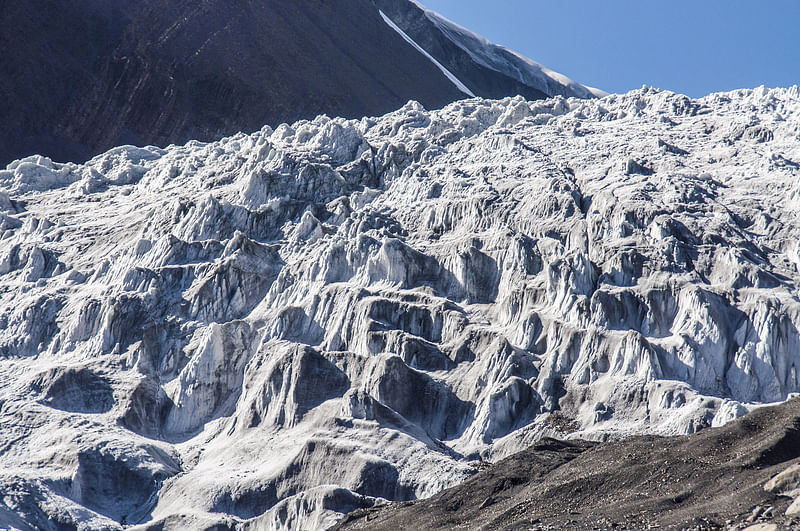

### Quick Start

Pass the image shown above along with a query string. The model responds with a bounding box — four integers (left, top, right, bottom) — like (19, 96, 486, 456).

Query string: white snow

(379, 10, 476, 98)
(1, 86, 799, 529)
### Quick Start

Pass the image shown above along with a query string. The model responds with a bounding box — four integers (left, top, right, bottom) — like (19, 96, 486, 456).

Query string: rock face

(0, 85, 799, 529)
(374, 0, 604, 100)
(335, 397, 800, 530)
(0, 0, 597, 167)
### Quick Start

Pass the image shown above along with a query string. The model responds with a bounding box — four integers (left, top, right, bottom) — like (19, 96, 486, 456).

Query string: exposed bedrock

(1, 86, 800, 528)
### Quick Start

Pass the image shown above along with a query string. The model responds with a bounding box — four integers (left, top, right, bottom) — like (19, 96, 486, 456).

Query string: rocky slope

(0, 0, 596, 167)
(374, 0, 605, 100)
(0, 85, 799, 529)
(335, 397, 800, 530)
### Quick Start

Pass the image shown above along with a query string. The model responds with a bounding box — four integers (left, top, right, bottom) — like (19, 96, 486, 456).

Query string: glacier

(1, 85, 800, 529)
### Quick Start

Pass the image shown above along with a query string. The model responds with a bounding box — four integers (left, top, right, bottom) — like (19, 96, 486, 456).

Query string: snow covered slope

(1, 86, 800, 529)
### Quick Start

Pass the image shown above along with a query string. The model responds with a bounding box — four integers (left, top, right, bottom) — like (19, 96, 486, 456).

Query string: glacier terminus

(1, 86, 800, 529)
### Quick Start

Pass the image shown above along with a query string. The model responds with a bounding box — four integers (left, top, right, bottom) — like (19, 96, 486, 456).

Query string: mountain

(0, 0, 597, 168)
(335, 397, 800, 530)
(1, 85, 799, 529)
(374, 0, 605, 100)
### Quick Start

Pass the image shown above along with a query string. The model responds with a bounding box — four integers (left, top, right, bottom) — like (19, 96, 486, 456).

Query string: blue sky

(421, 1, 800, 97)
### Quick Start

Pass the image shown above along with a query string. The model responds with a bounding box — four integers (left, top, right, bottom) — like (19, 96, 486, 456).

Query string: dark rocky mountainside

(373, 0, 598, 100)
(0, 0, 455, 166)
(0, 0, 593, 167)
(335, 398, 800, 530)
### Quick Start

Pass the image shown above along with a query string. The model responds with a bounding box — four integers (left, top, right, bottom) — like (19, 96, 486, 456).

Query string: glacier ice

(1, 86, 800, 529)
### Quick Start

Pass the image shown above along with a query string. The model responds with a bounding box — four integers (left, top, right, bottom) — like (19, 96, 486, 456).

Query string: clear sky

(421, 1, 800, 98)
